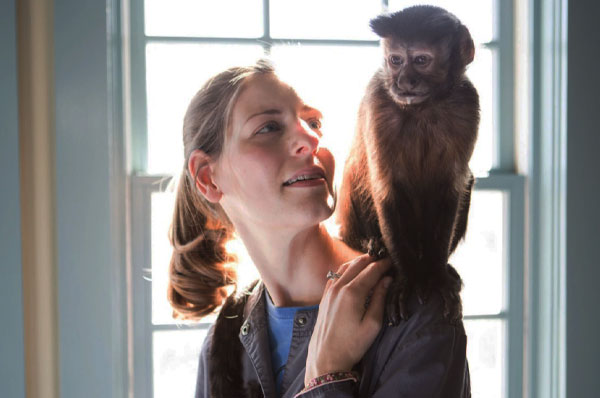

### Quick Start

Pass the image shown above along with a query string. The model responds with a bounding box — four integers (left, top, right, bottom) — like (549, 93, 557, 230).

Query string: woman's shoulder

(362, 290, 468, 376)
(357, 291, 470, 396)
(381, 290, 467, 350)
(195, 280, 263, 397)
(199, 279, 263, 354)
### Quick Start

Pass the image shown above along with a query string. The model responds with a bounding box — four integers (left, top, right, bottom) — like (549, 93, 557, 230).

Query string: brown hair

(168, 59, 275, 320)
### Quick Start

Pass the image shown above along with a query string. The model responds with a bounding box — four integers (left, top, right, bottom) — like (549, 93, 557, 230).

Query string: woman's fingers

(334, 253, 377, 285)
(326, 255, 391, 299)
(346, 257, 391, 293)
(335, 260, 351, 275)
(323, 255, 365, 290)
(306, 255, 393, 382)
(325, 261, 348, 289)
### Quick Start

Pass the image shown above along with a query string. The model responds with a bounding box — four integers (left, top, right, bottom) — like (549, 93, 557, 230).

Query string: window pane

(387, 0, 494, 44)
(464, 319, 506, 398)
(153, 329, 208, 398)
(146, 43, 265, 175)
(271, 45, 381, 187)
(467, 47, 494, 174)
(450, 191, 505, 316)
(151, 190, 176, 325)
(145, 0, 263, 38)
(270, 0, 382, 40)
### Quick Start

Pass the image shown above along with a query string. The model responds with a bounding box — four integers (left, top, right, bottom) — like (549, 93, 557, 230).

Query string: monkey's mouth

(392, 90, 429, 105)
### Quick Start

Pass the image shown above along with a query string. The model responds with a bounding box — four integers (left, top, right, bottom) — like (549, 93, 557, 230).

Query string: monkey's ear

(458, 25, 475, 66)
(370, 14, 395, 38)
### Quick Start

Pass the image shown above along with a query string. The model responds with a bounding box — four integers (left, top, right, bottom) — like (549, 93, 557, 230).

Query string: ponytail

(166, 60, 275, 320)
(167, 171, 237, 319)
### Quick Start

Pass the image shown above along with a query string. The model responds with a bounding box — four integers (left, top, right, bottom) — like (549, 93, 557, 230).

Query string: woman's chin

(284, 201, 334, 229)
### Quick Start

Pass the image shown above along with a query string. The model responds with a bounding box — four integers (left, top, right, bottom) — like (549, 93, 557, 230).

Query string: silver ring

(326, 270, 342, 280)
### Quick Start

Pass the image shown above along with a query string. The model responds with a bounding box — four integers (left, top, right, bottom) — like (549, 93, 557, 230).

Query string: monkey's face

(381, 38, 449, 106)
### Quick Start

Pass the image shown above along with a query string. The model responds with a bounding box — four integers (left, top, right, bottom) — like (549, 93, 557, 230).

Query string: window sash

(126, 0, 522, 396)
(129, 173, 524, 397)
(128, 0, 508, 175)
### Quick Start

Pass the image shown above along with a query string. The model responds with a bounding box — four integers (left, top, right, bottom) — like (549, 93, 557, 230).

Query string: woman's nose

(291, 120, 320, 156)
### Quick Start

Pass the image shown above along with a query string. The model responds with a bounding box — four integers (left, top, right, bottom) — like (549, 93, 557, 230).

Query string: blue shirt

(265, 291, 318, 397)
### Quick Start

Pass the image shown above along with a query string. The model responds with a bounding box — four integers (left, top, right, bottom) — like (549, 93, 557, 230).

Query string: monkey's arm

(337, 157, 379, 253)
(449, 171, 474, 254)
(337, 104, 382, 253)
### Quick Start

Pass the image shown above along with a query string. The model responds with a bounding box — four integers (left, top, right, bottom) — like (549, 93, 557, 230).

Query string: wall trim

(528, 0, 568, 397)
(54, 0, 128, 396)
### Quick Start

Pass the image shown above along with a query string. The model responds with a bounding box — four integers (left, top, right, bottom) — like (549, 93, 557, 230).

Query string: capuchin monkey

(337, 6, 480, 325)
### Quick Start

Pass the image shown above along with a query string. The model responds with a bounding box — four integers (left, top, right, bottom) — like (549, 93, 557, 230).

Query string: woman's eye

(307, 119, 322, 130)
(256, 121, 281, 135)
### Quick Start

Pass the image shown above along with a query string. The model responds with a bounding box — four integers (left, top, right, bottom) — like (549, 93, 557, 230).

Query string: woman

(168, 60, 470, 398)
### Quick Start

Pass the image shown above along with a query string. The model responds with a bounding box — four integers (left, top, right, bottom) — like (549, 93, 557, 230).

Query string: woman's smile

(284, 178, 327, 188)
(282, 165, 327, 187)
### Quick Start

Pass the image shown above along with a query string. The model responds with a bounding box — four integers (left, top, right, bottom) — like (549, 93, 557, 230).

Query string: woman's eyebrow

(301, 105, 323, 119)
(244, 109, 281, 124)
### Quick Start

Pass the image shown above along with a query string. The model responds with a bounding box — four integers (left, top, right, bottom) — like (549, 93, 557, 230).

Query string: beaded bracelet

(294, 371, 360, 397)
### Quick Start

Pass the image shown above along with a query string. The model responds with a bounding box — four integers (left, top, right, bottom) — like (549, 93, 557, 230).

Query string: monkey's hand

(439, 264, 464, 323)
(364, 237, 388, 259)
(385, 272, 411, 326)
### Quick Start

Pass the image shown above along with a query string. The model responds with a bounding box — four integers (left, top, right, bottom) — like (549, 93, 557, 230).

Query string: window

(126, 1, 524, 397)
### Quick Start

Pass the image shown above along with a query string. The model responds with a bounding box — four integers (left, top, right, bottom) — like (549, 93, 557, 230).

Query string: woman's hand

(305, 254, 393, 384)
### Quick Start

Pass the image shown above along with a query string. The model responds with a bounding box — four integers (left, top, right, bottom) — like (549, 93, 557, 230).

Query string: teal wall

(566, 0, 600, 396)
(54, 0, 127, 396)
(0, 0, 26, 397)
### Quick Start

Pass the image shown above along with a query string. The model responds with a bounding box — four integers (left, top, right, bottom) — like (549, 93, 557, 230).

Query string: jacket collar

(239, 281, 278, 398)
(242, 279, 264, 320)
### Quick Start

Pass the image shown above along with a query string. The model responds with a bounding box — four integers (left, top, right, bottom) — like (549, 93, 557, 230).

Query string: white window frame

(125, 1, 525, 396)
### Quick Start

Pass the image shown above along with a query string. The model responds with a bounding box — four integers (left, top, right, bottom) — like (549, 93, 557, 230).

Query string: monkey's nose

(397, 78, 420, 92)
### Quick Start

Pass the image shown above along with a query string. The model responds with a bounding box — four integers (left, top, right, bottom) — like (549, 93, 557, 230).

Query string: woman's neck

(234, 222, 359, 307)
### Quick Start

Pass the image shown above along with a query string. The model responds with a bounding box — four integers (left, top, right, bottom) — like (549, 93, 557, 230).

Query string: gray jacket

(195, 281, 471, 397)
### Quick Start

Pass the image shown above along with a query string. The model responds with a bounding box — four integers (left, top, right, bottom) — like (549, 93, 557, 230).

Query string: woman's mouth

(283, 174, 327, 187)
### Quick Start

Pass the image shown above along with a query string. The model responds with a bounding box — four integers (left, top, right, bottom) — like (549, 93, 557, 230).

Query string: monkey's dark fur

(338, 6, 480, 325)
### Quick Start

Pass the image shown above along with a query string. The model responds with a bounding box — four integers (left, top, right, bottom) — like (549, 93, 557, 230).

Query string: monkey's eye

(413, 55, 430, 66)
(389, 55, 403, 66)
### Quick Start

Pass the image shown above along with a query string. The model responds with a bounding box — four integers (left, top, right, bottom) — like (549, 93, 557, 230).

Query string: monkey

(337, 5, 480, 325)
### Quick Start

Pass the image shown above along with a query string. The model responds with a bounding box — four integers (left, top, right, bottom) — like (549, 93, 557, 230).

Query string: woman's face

(212, 73, 336, 231)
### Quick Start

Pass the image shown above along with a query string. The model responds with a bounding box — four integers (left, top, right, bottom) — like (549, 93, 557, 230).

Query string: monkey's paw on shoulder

(415, 264, 464, 324)
(363, 237, 387, 259)
(385, 275, 410, 326)
(385, 264, 464, 326)
(438, 263, 464, 324)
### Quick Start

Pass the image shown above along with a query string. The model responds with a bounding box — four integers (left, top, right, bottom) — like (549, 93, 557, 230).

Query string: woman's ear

(188, 149, 223, 203)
